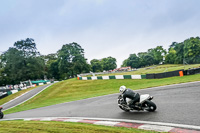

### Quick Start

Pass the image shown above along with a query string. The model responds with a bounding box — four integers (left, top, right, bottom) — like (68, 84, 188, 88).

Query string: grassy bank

(93, 64, 200, 76)
(4, 74, 200, 114)
(0, 121, 159, 133)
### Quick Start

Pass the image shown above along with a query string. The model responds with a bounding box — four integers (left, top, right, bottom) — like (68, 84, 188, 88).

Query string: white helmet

(119, 85, 126, 93)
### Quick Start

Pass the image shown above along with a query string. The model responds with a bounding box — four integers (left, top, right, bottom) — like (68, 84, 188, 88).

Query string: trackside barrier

(131, 75, 142, 79)
(77, 68, 200, 80)
(11, 90, 18, 94)
(183, 67, 200, 75)
(82, 77, 87, 80)
(39, 83, 44, 86)
(97, 76, 103, 79)
(91, 76, 97, 80)
(7, 91, 12, 95)
(115, 75, 124, 79)
(102, 76, 109, 80)
(77, 75, 145, 80)
(0, 80, 54, 100)
(146, 70, 183, 79)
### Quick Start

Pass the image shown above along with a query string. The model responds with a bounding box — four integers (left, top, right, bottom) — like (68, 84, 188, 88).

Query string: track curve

(2, 81, 200, 126)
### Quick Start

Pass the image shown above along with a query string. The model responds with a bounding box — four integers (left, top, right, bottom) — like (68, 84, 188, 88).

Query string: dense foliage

(0, 39, 45, 85)
(0, 39, 117, 85)
(122, 37, 200, 68)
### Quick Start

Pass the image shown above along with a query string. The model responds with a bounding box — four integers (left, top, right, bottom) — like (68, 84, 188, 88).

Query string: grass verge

(0, 121, 159, 133)
(4, 74, 200, 114)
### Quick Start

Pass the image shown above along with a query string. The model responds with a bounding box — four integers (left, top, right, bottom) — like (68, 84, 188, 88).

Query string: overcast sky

(1, 0, 200, 67)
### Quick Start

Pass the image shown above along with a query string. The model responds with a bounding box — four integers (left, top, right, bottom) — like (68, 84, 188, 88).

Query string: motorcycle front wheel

(143, 100, 157, 112)
(118, 95, 130, 112)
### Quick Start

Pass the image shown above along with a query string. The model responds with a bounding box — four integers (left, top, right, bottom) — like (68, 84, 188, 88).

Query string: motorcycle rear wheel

(144, 100, 157, 112)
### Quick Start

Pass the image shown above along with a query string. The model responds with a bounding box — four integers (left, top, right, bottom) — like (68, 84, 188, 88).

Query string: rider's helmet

(119, 85, 126, 93)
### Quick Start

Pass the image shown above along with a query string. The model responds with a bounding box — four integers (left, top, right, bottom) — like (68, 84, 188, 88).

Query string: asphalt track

(2, 81, 200, 127)
(1, 83, 53, 111)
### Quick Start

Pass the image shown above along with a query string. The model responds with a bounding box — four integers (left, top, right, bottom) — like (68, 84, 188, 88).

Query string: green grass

(93, 64, 200, 76)
(0, 121, 159, 133)
(4, 74, 200, 114)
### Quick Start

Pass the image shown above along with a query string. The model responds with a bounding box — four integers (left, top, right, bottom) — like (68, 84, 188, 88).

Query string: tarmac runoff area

(1, 117, 200, 133)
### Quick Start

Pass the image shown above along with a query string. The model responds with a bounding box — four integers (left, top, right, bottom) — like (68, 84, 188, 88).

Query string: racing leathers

(122, 88, 140, 108)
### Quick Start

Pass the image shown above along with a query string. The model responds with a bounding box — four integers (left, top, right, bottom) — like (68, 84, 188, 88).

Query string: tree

(173, 42, 184, 64)
(148, 46, 166, 64)
(143, 54, 155, 66)
(14, 38, 39, 57)
(1, 38, 45, 85)
(101, 56, 117, 71)
(90, 59, 103, 72)
(42, 53, 58, 79)
(1, 48, 23, 84)
(165, 48, 176, 64)
(183, 37, 200, 64)
(122, 54, 140, 68)
(57, 42, 90, 79)
(121, 59, 128, 67)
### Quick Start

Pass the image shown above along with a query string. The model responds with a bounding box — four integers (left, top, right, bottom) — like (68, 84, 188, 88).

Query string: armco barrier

(97, 76, 103, 79)
(109, 76, 116, 79)
(88, 77, 92, 80)
(141, 75, 146, 79)
(123, 75, 131, 79)
(78, 75, 144, 80)
(131, 75, 142, 79)
(115, 75, 124, 79)
(102, 76, 109, 80)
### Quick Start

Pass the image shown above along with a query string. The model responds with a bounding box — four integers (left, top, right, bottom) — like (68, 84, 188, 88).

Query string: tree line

(0, 38, 117, 85)
(0, 36, 200, 86)
(122, 37, 200, 68)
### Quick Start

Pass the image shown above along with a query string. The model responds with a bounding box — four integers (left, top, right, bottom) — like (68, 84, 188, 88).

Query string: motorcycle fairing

(139, 94, 150, 103)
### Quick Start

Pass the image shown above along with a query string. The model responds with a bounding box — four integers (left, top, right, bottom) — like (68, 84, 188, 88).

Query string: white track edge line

(1, 91, 30, 106)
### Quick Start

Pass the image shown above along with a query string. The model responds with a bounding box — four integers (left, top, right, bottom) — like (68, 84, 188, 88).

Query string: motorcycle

(118, 94, 157, 112)
(0, 107, 4, 119)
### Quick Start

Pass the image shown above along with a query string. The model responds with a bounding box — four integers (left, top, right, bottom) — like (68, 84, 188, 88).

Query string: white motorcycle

(118, 94, 157, 112)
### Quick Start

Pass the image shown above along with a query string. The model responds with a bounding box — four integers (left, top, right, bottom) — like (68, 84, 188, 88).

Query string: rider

(119, 85, 140, 108)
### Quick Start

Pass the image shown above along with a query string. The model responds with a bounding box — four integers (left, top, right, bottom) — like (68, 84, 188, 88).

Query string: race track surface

(2, 81, 200, 126)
